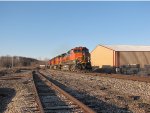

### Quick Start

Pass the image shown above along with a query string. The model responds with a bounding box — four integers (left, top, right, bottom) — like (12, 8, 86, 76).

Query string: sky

(0, 1, 150, 59)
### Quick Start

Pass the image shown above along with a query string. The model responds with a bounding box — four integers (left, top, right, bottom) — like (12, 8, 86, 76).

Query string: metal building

(91, 45, 150, 68)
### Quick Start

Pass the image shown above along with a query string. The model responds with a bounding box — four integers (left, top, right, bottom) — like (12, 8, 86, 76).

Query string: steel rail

(32, 72, 45, 113)
(38, 71, 96, 113)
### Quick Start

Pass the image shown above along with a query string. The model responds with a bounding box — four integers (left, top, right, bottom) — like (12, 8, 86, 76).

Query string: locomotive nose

(82, 53, 90, 62)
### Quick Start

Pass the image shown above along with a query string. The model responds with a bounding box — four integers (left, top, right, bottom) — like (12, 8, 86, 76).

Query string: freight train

(48, 47, 92, 71)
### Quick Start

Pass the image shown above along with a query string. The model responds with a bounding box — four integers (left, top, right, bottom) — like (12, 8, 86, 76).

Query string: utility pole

(45, 60, 47, 70)
(12, 56, 13, 68)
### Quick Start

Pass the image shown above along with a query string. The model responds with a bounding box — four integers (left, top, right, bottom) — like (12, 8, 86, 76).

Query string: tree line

(0, 55, 40, 68)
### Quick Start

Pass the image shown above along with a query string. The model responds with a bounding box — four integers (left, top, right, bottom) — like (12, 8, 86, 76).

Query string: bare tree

(0, 55, 39, 68)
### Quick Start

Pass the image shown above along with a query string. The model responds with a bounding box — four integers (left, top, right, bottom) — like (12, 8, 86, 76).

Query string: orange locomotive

(48, 47, 91, 71)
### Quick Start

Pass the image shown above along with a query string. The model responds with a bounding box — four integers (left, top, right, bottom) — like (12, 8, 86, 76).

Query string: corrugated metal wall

(119, 51, 150, 68)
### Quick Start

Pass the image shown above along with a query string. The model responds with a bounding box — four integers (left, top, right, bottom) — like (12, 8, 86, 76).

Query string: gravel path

(41, 70, 150, 113)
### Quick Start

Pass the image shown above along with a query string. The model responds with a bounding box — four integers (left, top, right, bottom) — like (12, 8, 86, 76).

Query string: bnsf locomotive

(48, 47, 92, 71)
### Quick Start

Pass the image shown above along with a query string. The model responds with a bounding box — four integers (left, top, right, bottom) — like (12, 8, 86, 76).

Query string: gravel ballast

(0, 71, 39, 113)
(42, 70, 150, 113)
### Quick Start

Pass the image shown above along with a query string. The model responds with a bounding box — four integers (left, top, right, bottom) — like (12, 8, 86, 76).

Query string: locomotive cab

(73, 47, 92, 70)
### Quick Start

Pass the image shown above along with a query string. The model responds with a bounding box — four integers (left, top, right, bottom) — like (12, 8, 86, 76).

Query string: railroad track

(32, 71, 96, 113)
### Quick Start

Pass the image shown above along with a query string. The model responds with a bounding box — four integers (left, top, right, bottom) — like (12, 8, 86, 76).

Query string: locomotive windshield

(74, 48, 89, 53)
(74, 49, 81, 53)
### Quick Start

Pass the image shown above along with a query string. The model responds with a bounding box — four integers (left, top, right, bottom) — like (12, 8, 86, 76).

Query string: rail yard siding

(91, 46, 114, 68)
(99, 76, 150, 103)
(119, 51, 150, 68)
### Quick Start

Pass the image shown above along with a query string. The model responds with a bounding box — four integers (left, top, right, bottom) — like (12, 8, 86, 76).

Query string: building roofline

(98, 44, 115, 51)
(95, 44, 150, 52)
(90, 45, 99, 54)
(90, 44, 115, 54)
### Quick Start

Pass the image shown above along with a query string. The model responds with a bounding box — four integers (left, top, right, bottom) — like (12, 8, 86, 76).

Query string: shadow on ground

(0, 88, 16, 113)
(43, 74, 133, 113)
